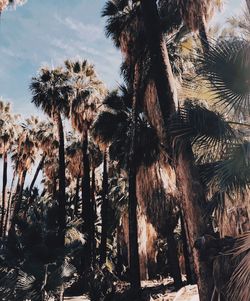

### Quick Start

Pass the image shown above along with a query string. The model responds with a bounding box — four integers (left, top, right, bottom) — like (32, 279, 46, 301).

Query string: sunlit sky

(0, 0, 245, 117)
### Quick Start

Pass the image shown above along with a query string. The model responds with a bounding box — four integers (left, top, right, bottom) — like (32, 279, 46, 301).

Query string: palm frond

(197, 39, 250, 112)
(205, 191, 225, 217)
(170, 101, 236, 158)
(227, 232, 250, 301)
(200, 142, 250, 193)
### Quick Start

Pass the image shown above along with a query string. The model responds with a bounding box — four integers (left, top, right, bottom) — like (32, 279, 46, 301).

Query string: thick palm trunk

(54, 111, 66, 245)
(128, 63, 141, 291)
(141, 2, 214, 300)
(141, 0, 177, 132)
(100, 150, 108, 265)
(0, 149, 8, 237)
(81, 129, 92, 270)
(176, 146, 214, 300)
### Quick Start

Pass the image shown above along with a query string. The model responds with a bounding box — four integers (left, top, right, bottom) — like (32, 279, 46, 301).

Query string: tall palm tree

(10, 117, 38, 220)
(30, 67, 72, 243)
(99, 149, 109, 265)
(102, 1, 183, 289)
(139, 2, 222, 299)
(92, 87, 162, 289)
(0, 101, 16, 237)
(65, 59, 106, 269)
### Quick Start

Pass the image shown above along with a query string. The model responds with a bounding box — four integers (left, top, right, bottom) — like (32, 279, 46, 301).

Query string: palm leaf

(227, 232, 250, 301)
(170, 101, 236, 159)
(197, 39, 250, 112)
(200, 142, 250, 193)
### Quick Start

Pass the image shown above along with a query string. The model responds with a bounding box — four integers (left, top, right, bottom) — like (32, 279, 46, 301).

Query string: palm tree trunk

(176, 146, 214, 300)
(0, 148, 8, 237)
(166, 224, 183, 289)
(128, 62, 141, 291)
(29, 154, 46, 193)
(81, 129, 92, 270)
(3, 170, 16, 237)
(54, 111, 66, 245)
(90, 166, 96, 266)
(141, 2, 214, 300)
(180, 210, 196, 284)
(141, 0, 176, 132)
(198, 17, 209, 52)
(73, 175, 80, 218)
(8, 168, 27, 238)
(15, 168, 27, 215)
(23, 154, 46, 217)
(100, 150, 109, 265)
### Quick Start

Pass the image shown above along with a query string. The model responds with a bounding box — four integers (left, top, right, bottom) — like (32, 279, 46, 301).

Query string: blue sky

(0, 0, 244, 117)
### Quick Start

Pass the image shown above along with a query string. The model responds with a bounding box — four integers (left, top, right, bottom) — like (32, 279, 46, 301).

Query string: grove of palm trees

(0, 1, 249, 301)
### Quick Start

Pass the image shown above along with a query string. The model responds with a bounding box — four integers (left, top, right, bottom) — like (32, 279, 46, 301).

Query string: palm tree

(102, 1, 183, 289)
(9, 117, 38, 224)
(66, 137, 83, 219)
(92, 87, 163, 289)
(0, 0, 26, 13)
(159, 0, 222, 51)
(30, 67, 72, 244)
(0, 101, 16, 237)
(65, 59, 106, 269)
(99, 149, 109, 265)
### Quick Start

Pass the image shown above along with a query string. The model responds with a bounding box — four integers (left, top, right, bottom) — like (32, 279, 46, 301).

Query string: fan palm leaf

(227, 231, 250, 301)
(92, 88, 160, 169)
(197, 39, 250, 112)
(200, 142, 250, 193)
(170, 101, 236, 159)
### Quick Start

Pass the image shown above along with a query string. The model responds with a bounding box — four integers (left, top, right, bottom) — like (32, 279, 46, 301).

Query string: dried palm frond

(227, 231, 250, 301)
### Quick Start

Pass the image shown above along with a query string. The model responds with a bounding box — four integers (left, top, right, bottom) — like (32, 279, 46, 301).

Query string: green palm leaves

(170, 102, 235, 157)
(30, 68, 72, 118)
(92, 87, 160, 169)
(197, 39, 250, 112)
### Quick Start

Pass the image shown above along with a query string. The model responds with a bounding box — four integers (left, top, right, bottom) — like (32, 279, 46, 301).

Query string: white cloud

(55, 14, 103, 43)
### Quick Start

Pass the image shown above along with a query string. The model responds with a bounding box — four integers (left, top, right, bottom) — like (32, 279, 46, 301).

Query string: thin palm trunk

(54, 111, 66, 245)
(0, 147, 8, 237)
(15, 168, 27, 215)
(23, 154, 46, 217)
(180, 210, 196, 284)
(91, 167, 96, 266)
(100, 150, 109, 265)
(8, 168, 27, 238)
(128, 62, 141, 291)
(198, 17, 209, 52)
(166, 224, 183, 289)
(141, 2, 214, 300)
(3, 170, 16, 237)
(81, 129, 92, 270)
(73, 175, 80, 218)
(29, 154, 46, 193)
